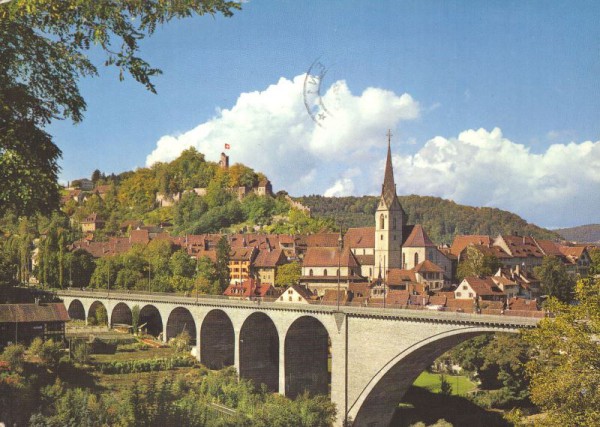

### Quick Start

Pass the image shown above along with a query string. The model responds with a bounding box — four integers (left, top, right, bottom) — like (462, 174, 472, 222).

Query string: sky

(49, 0, 600, 229)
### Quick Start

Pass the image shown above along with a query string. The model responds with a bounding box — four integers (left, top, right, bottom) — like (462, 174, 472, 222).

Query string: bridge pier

(278, 331, 286, 395)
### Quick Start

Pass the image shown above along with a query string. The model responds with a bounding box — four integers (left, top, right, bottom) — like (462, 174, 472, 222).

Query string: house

(276, 285, 314, 304)
(72, 178, 94, 191)
(229, 247, 258, 284)
(223, 278, 278, 299)
(80, 213, 104, 233)
(300, 247, 362, 296)
(0, 302, 69, 348)
(252, 249, 287, 286)
(413, 260, 446, 291)
(455, 276, 506, 303)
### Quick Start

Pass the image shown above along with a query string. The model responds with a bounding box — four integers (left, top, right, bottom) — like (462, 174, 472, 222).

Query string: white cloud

(384, 128, 600, 227)
(146, 74, 420, 196)
(146, 74, 600, 227)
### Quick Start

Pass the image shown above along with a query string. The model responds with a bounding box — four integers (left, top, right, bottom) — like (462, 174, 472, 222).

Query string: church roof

(381, 137, 398, 208)
(403, 224, 436, 247)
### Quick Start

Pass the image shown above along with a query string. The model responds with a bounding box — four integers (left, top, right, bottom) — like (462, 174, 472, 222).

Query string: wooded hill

(295, 195, 560, 245)
(555, 224, 600, 244)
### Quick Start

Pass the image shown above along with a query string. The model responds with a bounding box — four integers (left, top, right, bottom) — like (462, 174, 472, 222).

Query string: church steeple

(381, 129, 397, 208)
(374, 129, 406, 276)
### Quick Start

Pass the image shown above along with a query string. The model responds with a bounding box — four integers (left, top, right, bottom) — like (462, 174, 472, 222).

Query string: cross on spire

(386, 129, 393, 146)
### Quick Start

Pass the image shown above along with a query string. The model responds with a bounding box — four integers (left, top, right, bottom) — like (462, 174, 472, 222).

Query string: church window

(414, 253, 419, 266)
(393, 235, 396, 241)
(324, 269, 328, 276)
(380, 234, 383, 241)
(393, 217, 397, 230)
(380, 214, 385, 229)
(309, 269, 313, 276)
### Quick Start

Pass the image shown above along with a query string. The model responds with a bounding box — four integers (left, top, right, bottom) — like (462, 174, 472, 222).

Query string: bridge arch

(285, 315, 330, 398)
(88, 301, 108, 326)
(348, 327, 501, 427)
(201, 309, 234, 369)
(139, 304, 163, 338)
(67, 299, 86, 321)
(111, 302, 133, 327)
(166, 307, 197, 345)
(239, 312, 279, 392)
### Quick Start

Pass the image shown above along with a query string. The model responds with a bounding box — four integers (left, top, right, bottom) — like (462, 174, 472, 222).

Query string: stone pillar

(234, 327, 241, 376)
(162, 317, 168, 343)
(330, 313, 348, 427)
(278, 330, 286, 395)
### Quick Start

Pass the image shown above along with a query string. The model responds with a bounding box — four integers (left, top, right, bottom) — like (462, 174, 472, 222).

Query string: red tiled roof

(344, 227, 375, 248)
(253, 249, 286, 268)
(223, 279, 273, 298)
(508, 297, 539, 311)
(463, 276, 505, 296)
(499, 235, 545, 258)
(229, 247, 256, 262)
(303, 247, 359, 268)
(130, 229, 150, 244)
(305, 233, 341, 248)
(288, 284, 314, 300)
(450, 235, 492, 255)
(355, 254, 375, 266)
(446, 299, 476, 313)
(0, 303, 70, 323)
(322, 289, 348, 304)
(386, 268, 417, 284)
(428, 295, 447, 306)
(403, 224, 436, 247)
(414, 259, 444, 273)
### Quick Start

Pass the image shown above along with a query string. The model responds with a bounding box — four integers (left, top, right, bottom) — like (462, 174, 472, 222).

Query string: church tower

(374, 130, 406, 277)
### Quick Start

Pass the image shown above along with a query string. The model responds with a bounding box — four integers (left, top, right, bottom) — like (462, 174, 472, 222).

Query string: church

(300, 133, 452, 296)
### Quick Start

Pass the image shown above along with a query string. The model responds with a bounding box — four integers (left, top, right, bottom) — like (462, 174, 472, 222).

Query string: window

(380, 234, 383, 240)
(336, 269, 340, 277)
(369, 268, 372, 277)
(380, 214, 385, 229)
(393, 217, 397, 230)
(402, 253, 406, 268)
(288, 289, 293, 294)
(457, 292, 462, 297)
(298, 296, 302, 301)
(288, 296, 292, 302)
(468, 292, 473, 298)
(414, 253, 419, 266)
(309, 269, 313, 276)
(462, 285, 467, 290)
(324, 269, 328, 276)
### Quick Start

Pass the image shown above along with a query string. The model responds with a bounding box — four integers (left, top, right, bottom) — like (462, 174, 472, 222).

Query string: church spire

(381, 129, 397, 207)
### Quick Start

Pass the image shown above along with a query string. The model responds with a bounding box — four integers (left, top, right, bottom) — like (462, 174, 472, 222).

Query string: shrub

(95, 356, 195, 374)
(1, 343, 25, 371)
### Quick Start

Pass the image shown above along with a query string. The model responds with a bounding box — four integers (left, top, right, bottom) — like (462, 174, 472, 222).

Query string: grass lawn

(413, 371, 477, 396)
(92, 346, 177, 363)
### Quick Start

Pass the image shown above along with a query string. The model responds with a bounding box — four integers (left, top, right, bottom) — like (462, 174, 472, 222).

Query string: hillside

(555, 224, 600, 244)
(295, 195, 560, 245)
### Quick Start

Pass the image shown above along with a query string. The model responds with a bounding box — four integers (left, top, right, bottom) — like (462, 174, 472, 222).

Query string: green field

(413, 371, 477, 396)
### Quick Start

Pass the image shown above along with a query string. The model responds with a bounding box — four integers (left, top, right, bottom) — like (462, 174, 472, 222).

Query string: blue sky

(50, 1, 600, 229)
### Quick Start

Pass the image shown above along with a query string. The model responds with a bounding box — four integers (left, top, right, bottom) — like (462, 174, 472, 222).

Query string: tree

(457, 245, 502, 281)
(275, 261, 301, 287)
(0, 0, 240, 217)
(131, 305, 140, 334)
(439, 374, 452, 396)
(169, 250, 196, 278)
(524, 278, 600, 426)
(534, 256, 575, 303)
(589, 247, 600, 276)
(1, 343, 25, 372)
(215, 236, 230, 292)
(91, 169, 102, 183)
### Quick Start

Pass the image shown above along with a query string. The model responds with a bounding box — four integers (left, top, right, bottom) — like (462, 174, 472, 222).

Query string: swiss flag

(224, 143, 231, 149)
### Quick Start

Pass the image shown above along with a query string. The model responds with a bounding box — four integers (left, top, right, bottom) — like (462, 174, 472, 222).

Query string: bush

(95, 356, 195, 374)
(2, 343, 25, 371)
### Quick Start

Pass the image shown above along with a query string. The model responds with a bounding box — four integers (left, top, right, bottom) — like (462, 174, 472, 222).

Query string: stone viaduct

(57, 290, 539, 427)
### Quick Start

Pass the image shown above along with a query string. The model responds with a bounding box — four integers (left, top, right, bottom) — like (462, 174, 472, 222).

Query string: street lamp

(148, 262, 151, 293)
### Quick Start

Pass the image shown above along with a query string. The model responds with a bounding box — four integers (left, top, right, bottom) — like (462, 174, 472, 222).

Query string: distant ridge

(555, 224, 600, 244)
(295, 194, 559, 245)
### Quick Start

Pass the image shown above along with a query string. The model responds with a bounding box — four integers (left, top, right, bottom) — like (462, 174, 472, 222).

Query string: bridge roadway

(57, 289, 540, 427)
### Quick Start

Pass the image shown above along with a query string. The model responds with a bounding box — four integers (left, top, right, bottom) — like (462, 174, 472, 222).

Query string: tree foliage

(0, 0, 240, 217)
(523, 278, 600, 426)
(534, 255, 575, 303)
(275, 261, 301, 288)
(296, 195, 560, 244)
(456, 246, 502, 281)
